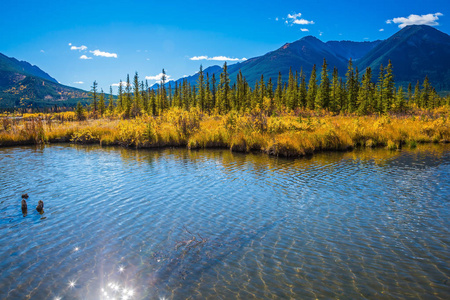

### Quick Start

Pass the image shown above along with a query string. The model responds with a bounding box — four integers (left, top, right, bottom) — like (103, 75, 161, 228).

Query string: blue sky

(1, 0, 448, 92)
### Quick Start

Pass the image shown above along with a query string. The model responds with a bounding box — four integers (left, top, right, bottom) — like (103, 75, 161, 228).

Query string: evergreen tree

(90, 80, 98, 115)
(108, 86, 114, 113)
(99, 88, 106, 116)
(267, 78, 274, 100)
(346, 59, 358, 112)
(76, 102, 84, 120)
(298, 69, 307, 109)
(205, 73, 212, 112)
(375, 64, 384, 113)
(306, 65, 317, 110)
(315, 59, 330, 110)
(197, 65, 205, 111)
(382, 60, 395, 112)
(330, 67, 339, 112)
(117, 80, 124, 112)
(217, 62, 230, 113)
(132, 72, 141, 116)
(275, 72, 283, 111)
(407, 83, 412, 105)
(125, 74, 132, 118)
(286, 68, 297, 110)
(420, 76, 431, 108)
(357, 68, 374, 114)
(394, 86, 405, 112)
(211, 73, 217, 110)
(414, 80, 421, 107)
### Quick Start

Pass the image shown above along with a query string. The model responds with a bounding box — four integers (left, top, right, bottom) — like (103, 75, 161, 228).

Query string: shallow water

(0, 144, 449, 299)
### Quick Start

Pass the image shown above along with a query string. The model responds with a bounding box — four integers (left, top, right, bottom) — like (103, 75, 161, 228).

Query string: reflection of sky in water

(0, 144, 449, 299)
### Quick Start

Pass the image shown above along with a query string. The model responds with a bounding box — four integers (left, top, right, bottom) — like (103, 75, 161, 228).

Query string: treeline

(86, 59, 449, 119)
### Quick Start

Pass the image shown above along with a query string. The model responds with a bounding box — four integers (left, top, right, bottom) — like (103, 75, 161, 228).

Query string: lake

(0, 144, 449, 299)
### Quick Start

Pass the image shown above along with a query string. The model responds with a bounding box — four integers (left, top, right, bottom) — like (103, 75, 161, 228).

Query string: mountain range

(0, 53, 88, 109)
(162, 25, 450, 92)
(1, 24, 449, 109)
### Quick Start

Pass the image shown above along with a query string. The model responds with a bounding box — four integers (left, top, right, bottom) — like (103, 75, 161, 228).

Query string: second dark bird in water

(36, 200, 44, 213)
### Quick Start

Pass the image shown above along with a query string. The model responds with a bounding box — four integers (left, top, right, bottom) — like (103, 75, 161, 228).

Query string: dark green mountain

(0, 53, 89, 109)
(168, 25, 449, 92)
(356, 25, 450, 90)
(325, 40, 381, 61)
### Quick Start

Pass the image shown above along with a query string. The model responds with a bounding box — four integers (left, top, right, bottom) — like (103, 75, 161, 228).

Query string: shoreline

(1, 108, 449, 158)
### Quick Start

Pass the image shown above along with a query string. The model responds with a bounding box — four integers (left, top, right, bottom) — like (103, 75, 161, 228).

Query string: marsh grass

(1, 107, 449, 157)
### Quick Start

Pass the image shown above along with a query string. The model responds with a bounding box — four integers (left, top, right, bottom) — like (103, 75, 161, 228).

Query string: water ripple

(0, 144, 449, 299)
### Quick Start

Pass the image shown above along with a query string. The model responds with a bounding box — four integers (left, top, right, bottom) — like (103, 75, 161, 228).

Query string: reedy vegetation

(1, 106, 449, 157)
(1, 60, 449, 157)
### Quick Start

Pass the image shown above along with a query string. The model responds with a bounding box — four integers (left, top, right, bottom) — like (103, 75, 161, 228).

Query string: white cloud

(73, 81, 84, 84)
(145, 73, 172, 82)
(286, 12, 314, 26)
(90, 49, 118, 58)
(287, 13, 302, 19)
(68, 43, 72, 46)
(80, 55, 92, 60)
(275, 17, 279, 21)
(71, 45, 87, 51)
(111, 82, 131, 87)
(319, 32, 323, 36)
(379, 28, 385, 32)
(189, 55, 247, 61)
(293, 19, 315, 25)
(300, 28, 309, 32)
(40, 50, 45, 53)
(190, 55, 209, 60)
(387, 13, 443, 28)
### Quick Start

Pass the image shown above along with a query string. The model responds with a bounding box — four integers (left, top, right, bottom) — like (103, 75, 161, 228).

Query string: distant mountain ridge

(0, 53, 88, 109)
(163, 25, 449, 92)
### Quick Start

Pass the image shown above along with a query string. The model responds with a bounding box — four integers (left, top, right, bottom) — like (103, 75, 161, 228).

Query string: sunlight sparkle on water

(68, 280, 76, 288)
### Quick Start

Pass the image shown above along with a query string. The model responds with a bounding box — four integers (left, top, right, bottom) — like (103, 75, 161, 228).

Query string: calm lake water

(0, 144, 449, 299)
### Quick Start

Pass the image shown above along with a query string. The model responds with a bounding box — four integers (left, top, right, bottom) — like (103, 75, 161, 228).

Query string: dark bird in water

(22, 193, 29, 199)
(21, 199, 27, 212)
(36, 200, 44, 213)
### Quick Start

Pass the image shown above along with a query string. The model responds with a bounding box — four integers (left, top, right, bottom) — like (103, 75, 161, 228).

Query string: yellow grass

(1, 107, 449, 157)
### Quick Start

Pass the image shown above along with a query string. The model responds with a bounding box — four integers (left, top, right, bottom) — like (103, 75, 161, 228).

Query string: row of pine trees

(87, 59, 448, 118)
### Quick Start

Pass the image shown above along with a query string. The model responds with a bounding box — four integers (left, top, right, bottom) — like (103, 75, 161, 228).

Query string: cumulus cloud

(386, 13, 443, 28)
(68, 43, 72, 46)
(111, 82, 131, 87)
(71, 45, 87, 51)
(189, 56, 247, 61)
(73, 81, 84, 84)
(90, 49, 118, 58)
(287, 13, 302, 19)
(145, 73, 172, 82)
(80, 55, 92, 60)
(286, 12, 314, 26)
(300, 28, 309, 32)
(379, 28, 385, 32)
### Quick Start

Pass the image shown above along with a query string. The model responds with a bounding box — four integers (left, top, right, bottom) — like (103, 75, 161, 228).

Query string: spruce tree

(275, 72, 283, 111)
(382, 60, 394, 112)
(217, 62, 230, 113)
(315, 59, 330, 110)
(306, 65, 317, 110)
(197, 65, 205, 111)
(99, 89, 106, 116)
(108, 86, 114, 113)
(90, 80, 98, 115)
(346, 59, 357, 112)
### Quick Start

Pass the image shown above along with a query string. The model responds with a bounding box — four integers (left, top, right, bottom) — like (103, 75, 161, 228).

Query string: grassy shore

(1, 107, 449, 157)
